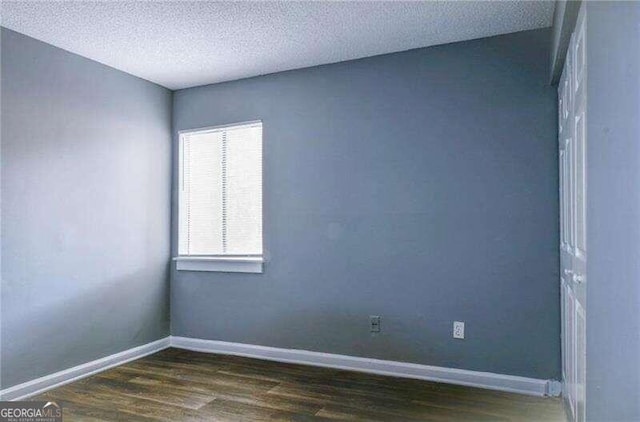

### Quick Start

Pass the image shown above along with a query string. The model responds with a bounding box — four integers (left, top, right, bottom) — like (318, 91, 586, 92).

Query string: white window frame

(174, 120, 264, 273)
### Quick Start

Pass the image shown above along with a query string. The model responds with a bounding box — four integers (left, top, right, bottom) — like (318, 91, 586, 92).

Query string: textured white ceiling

(1, 1, 554, 90)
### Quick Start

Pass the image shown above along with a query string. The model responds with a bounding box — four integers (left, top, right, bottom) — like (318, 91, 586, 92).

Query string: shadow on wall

(0, 264, 170, 389)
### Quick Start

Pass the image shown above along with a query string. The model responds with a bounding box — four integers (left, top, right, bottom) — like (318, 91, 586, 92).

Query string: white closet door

(559, 4, 587, 421)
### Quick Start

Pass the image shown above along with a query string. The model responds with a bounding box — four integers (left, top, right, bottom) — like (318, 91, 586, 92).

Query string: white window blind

(178, 122, 262, 258)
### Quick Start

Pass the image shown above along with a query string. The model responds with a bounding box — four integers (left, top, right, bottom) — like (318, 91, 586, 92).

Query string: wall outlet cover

(369, 315, 381, 333)
(453, 321, 465, 339)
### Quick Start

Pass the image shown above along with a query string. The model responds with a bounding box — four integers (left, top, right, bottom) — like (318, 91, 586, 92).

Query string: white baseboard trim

(171, 336, 560, 397)
(0, 337, 171, 401)
(0, 336, 560, 401)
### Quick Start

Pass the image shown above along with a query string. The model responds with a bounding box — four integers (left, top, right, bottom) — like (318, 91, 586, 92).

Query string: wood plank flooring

(33, 348, 565, 421)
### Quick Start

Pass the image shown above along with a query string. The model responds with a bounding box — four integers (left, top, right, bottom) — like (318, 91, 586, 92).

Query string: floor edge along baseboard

(170, 336, 560, 397)
(0, 337, 171, 401)
(0, 335, 560, 400)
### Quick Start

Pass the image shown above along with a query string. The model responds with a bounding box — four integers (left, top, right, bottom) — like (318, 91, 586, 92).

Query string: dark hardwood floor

(33, 348, 565, 421)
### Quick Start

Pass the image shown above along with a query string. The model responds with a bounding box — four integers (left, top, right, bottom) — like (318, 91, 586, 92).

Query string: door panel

(566, 136, 575, 250)
(559, 148, 566, 249)
(573, 17, 586, 96)
(576, 302, 586, 422)
(574, 110, 586, 260)
(565, 284, 576, 419)
(560, 277, 567, 380)
(572, 6, 588, 308)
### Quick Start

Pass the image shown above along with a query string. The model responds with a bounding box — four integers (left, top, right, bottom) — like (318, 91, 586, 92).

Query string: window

(176, 121, 263, 272)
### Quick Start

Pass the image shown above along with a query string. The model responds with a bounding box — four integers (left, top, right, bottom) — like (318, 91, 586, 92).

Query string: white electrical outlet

(453, 321, 465, 339)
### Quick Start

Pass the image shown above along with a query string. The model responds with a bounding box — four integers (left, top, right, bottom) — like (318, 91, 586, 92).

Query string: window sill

(173, 256, 263, 273)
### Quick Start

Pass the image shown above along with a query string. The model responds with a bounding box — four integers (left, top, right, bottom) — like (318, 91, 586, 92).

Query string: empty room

(1, 1, 639, 421)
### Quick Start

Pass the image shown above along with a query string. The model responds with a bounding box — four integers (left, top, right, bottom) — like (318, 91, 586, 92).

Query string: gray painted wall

(584, 3, 640, 420)
(0, 28, 172, 388)
(172, 28, 560, 380)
